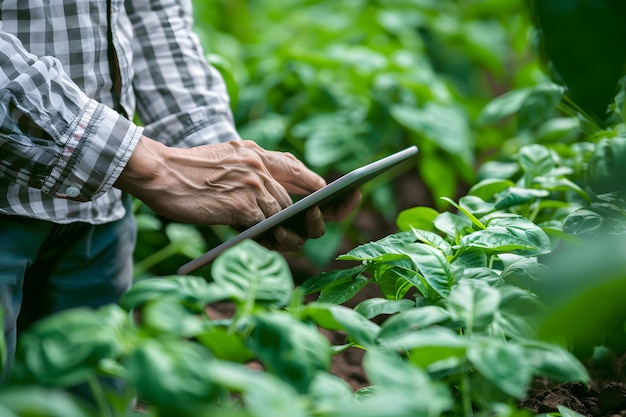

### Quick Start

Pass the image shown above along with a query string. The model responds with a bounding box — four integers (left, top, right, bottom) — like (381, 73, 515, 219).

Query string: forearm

(0, 30, 142, 201)
(126, 0, 238, 148)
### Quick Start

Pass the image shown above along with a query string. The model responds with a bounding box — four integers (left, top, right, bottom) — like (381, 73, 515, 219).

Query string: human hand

(115, 137, 351, 251)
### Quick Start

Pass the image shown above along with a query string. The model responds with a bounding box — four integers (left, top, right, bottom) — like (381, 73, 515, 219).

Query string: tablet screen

(177, 145, 418, 275)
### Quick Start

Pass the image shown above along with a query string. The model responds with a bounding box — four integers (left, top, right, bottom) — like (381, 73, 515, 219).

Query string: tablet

(177, 145, 418, 275)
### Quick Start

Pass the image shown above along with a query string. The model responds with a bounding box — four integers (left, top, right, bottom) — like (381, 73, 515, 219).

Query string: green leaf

(458, 195, 496, 218)
(521, 340, 589, 384)
(494, 187, 550, 210)
(14, 306, 128, 387)
(519, 144, 555, 181)
(410, 228, 453, 255)
(378, 306, 450, 342)
(165, 223, 207, 259)
(212, 240, 293, 307)
(197, 326, 254, 363)
(404, 243, 455, 298)
(447, 280, 501, 331)
(396, 206, 439, 232)
(434, 211, 473, 240)
(535, 117, 580, 143)
(354, 298, 415, 320)
(308, 372, 355, 414)
(468, 178, 515, 201)
(419, 153, 460, 209)
(477, 87, 533, 125)
(0, 387, 95, 417)
(461, 215, 552, 255)
(396, 327, 468, 370)
(141, 299, 207, 338)
(299, 265, 367, 295)
(441, 196, 485, 230)
(501, 257, 550, 291)
(120, 276, 230, 310)
(532, 176, 590, 203)
(373, 261, 423, 300)
(477, 83, 564, 126)
(467, 340, 533, 399)
(318, 274, 369, 305)
(239, 113, 288, 149)
(301, 303, 380, 347)
(126, 338, 216, 414)
(477, 161, 520, 181)
(363, 348, 452, 409)
(246, 312, 331, 393)
(391, 103, 473, 165)
(452, 249, 489, 270)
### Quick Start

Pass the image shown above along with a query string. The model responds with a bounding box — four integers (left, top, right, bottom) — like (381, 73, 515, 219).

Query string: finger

(305, 206, 325, 239)
(322, 189, 362, 221)
(273, 226, 305, 252)
(262, 151, 326, 194)
(260, 173, 293, 210)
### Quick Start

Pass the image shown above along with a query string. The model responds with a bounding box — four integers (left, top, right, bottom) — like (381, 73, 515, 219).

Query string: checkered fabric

(0, 0, 238, 224)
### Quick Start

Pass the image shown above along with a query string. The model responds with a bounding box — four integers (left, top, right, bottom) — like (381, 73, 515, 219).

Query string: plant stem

(461, 370, 473, 417)
(133, 244, 178, 277)
(88, 373, 112, 417)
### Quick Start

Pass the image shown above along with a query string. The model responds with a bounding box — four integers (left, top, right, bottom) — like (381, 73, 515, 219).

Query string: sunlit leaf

(447, 280, 501, 330)
(212, 240, 293, 307)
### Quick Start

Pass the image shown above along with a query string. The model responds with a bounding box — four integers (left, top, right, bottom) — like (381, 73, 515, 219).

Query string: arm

(121, 0, 360, 247)
(125, 0, 237, 147)
(0, 30, 141, 202)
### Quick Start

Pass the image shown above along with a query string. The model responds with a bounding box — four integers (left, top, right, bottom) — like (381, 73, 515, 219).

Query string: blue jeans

(0, 195, 136, 379)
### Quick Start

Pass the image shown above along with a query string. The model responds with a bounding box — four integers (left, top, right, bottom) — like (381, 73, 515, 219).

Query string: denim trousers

(0, 195, 136, 379)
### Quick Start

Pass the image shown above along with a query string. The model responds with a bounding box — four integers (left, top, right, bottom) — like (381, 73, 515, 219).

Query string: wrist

(114, 135, 166, 193)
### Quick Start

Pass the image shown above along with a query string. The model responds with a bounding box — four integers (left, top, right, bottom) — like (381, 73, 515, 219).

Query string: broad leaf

(521, 340, 589, 384)
(518, 144, 555, 182)
(120, 276, 231, 311)
(301, 303, 380, 347)
(165, 223, 207, 259)
(434, 212, 473, 240)
(378, 306, 450, 342)
(246, 313, 331, 393)
(467, 339, 532, 399)
(494, 187, 550, 210)
(354, 298, 415, 320)
(126, 339, 216, 413)
(461, 215, 552, 255)
(404, 243, 455, 298)
(447, 280, 501, 331)
(300, 265, 367, 295)
(396, 206, 439, 232)
(391, 103, 473, 166)
(318, 275, 369, 305)
(212, 240, 293, 307)
(468, 178, 515, 201)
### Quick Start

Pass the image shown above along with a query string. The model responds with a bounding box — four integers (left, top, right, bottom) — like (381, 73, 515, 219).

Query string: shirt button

(66, 186, 80, 198)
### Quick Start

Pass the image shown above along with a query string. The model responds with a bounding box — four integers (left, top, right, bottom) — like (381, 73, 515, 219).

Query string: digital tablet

(177, 145, 418, 275)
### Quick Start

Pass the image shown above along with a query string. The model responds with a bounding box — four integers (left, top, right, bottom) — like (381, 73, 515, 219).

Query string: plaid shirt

(0, 0, 239, 224)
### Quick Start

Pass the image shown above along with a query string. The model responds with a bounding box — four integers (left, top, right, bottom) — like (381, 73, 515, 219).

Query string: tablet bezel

(177, 145, 418, 275)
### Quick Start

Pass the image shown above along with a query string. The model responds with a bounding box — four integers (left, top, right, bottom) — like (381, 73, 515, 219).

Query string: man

(0, 0, 358, 376)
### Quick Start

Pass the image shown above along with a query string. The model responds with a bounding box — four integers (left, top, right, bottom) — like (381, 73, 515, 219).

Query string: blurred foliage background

(134, 0, 624, 279)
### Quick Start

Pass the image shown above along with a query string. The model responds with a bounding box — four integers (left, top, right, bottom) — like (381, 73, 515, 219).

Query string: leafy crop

(3, 1, 626, 416)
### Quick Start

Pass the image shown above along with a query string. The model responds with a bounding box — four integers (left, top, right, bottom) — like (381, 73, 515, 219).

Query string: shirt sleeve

(0, 29, 143, 202)
(125, 0, 241, 148)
